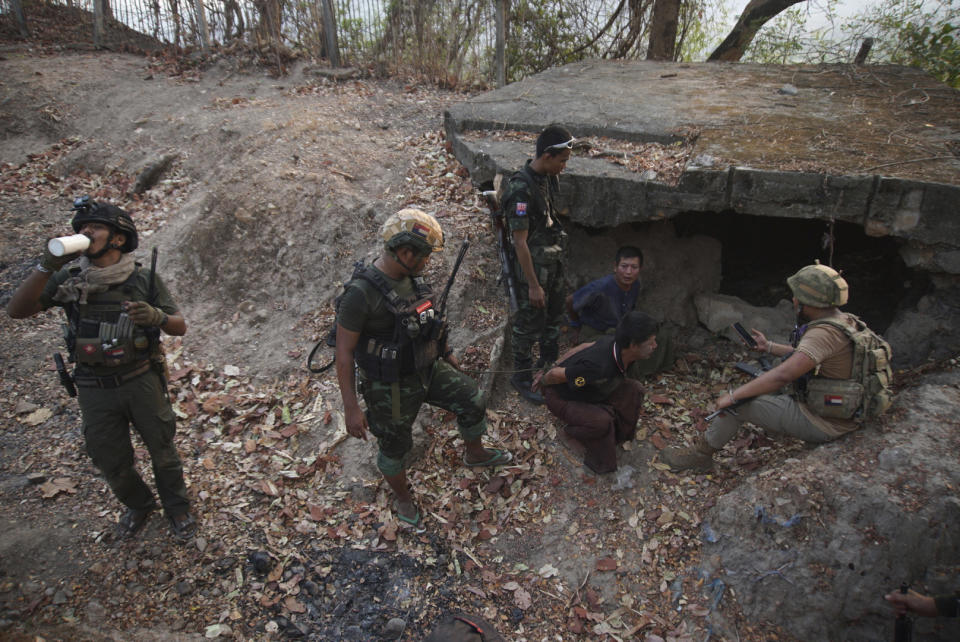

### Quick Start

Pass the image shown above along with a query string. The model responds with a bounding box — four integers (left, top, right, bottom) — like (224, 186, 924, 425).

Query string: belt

(74, 361, 152, 389)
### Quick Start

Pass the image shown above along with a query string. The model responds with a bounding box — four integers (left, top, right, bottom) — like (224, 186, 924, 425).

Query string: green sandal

(393, 501, 426, 534)
(463, 448, 513, 468)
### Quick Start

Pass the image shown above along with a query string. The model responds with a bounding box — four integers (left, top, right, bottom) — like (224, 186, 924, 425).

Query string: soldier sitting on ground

(661, 262, 893, 473)
(566, 245, 674, 378)
(534, 312, 659, 474)
(6, 199, 196, 541)
(334, 209, 512, 533)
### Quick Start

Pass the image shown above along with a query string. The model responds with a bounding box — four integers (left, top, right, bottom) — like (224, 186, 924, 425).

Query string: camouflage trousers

(360, 359, 487, 476)
(512, 258, 565, 369)
(79, 369, 190, 515)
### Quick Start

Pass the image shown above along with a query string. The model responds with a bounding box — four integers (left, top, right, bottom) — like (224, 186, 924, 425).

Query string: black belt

(74, 361, 152, 389)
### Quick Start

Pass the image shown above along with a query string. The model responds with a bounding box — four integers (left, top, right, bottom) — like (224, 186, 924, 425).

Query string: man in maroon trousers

(534, 312, 659, 473)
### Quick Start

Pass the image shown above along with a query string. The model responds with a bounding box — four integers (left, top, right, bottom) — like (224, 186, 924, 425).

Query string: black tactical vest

(351, 266, 443, 382)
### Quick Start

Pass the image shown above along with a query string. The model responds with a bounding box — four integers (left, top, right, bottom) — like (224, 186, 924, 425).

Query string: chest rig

(352, 265, 443, 382)
(63, 267, 157, 370)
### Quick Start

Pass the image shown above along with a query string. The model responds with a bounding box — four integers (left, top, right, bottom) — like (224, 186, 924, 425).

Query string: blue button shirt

(570, 274, 640, 332)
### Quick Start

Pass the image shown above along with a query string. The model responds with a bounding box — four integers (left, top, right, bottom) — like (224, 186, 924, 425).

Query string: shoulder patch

(574, 376, 586, 387)
(515, 202, 527, 216)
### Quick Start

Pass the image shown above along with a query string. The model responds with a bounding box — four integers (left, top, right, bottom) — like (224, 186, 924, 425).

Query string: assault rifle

(482, 184, 519, 313)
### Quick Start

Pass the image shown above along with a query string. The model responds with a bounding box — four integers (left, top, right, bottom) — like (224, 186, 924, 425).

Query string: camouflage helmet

(787, 261, 849, 307)
(380, 208, 444, 255)
(70, 198, 139, 253)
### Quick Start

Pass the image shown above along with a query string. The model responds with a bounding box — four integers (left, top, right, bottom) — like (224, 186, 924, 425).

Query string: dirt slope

(1, 45, 957, 642)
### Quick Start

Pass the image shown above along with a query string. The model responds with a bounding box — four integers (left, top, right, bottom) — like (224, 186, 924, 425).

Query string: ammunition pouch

(348, 265, 443, 383)
(798, 377, 864, 420)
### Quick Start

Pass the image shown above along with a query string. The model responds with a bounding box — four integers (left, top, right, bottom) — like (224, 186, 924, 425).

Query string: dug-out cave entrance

(670, 212, 926, 334)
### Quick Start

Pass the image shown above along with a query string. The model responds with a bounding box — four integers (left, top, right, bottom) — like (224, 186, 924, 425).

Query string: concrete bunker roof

(445, 61, 960, 258)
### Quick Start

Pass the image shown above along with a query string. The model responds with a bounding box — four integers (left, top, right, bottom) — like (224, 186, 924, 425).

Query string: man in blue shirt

(566, 246, 673, 378)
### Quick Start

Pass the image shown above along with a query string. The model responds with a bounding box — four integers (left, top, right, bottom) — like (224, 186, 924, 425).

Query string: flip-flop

(463, 448, 513, 468)
(393, 501, 426, 534)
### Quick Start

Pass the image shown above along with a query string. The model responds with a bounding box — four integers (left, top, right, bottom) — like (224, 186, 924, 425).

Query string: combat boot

(661, 437, 718, 472)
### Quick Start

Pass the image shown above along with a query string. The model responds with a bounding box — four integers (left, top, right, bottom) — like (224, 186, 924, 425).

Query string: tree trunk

(10, 0, 29, 38)
(193, 0, 210, 50)
(321, 0, 339, 66)
(494, 0, 506, 87)
(93, 0, 105, 47)
(707, 0, 805, 62)
(646, 0, 680, 61)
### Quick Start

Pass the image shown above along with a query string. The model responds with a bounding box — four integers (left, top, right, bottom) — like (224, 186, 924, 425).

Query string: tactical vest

(794, 314, 893, 421)
(500, 164, 567, 259)
(63, 267, 157, 370)
(350, 265, 443, 383)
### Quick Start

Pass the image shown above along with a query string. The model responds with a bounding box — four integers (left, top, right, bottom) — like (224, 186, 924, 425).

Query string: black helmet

(70, 197, 139, 253)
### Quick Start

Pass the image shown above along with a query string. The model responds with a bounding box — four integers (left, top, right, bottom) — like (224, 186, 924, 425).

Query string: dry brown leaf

(514, 588, 532, 610)
(596, 558, 618, 572)
(23, 408, 53, 426)
(283, 596, 306, 613)
(38, 477, 77, 498)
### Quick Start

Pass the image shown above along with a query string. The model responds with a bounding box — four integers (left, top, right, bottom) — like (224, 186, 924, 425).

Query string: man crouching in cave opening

(334, 209, 513, 533)
(661, 261, 893, 473)
(6, 199, 196, 542)
(534, 312, 659, 474)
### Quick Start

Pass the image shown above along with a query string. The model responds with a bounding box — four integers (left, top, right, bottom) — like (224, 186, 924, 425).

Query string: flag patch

(412, 222, 430, 238)
(516, 202, 527, 216)
(824, 395, 844, 406)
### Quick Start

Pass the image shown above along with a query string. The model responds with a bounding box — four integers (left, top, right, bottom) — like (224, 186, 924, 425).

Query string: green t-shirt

(336, 266, 415, 339)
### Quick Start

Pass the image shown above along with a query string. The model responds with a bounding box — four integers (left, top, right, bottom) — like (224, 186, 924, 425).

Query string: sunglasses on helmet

(545, 137, 576, 152)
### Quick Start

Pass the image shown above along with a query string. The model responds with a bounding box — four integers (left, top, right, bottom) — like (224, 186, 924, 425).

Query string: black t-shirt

(551, 335, 625, 402)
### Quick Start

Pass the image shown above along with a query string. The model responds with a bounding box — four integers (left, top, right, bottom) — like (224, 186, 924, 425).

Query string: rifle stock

(482, 190, 519, 312)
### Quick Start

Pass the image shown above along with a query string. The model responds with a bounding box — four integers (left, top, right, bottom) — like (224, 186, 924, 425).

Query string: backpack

(803, 315, 893, 421)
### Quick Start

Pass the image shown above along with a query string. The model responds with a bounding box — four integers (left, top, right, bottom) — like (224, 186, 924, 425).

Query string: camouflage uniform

(502, 161, 567, 369)
(337, 265, 487, 476)
(39, 266, 190, 517)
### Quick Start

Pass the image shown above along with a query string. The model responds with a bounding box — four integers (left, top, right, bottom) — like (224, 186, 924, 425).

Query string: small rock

(195, 536, 208, 553)
(14, 400, 39, 414)
(175, 581, 194, 596)
(384, 617, 406, 639)
(157, 571, 173, 584)
(140, 559, 155, 570)
(85, 600, 106, 625)
(25, 472, 47, 484)
(126, 560, 139, 571)
(640, 169, 657, 181)
(249, 551, 272, 574)
(778, 83, 798, 95)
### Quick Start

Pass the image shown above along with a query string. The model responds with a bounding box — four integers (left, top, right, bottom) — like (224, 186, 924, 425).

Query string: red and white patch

(824, 395, 844, 406)
(82, 344, 97, 355)
(516, 202, 527, 216)
(416, 301, 433, 314)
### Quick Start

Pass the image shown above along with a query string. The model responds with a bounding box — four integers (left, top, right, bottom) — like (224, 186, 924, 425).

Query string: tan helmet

(787, 261, 849, 307)
(380, 208, 444, 254)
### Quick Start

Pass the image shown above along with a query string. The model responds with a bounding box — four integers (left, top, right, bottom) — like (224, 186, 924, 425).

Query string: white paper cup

(48, 234, 91, 256)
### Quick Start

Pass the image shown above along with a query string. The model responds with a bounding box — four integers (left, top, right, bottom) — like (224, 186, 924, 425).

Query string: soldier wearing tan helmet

(662, 261, 892, 473)
(334, 208, 512, 532)
(6, 197, 196, 541)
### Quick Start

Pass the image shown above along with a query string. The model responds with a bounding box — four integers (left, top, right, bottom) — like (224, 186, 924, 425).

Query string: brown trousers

(545, 379, 644, 473)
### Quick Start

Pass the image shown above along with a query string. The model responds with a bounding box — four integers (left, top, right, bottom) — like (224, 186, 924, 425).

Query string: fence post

(93, 0, 105, 48)
(321, 0, 340, 67)
(11, 0, 30, 38)
(194, 0, 211, 50)
(494, 0, 506, 87)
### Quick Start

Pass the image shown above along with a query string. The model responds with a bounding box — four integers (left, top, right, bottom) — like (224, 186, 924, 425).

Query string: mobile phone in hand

(732, 322, 758, 349)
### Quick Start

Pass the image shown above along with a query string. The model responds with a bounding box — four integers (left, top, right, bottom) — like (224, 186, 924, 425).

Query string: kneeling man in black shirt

(534, 312, 658, 473)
